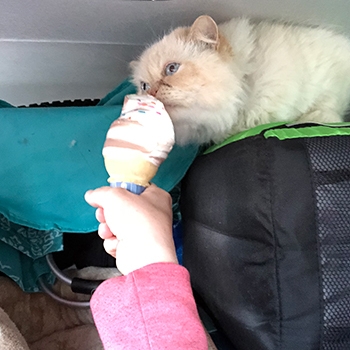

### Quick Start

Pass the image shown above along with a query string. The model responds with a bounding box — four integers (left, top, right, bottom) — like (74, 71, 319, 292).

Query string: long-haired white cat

(131, 15, 350, 145)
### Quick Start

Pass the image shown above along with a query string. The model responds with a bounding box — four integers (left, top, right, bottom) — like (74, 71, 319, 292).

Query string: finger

(103, 238, 117, 258)
(85, 187, 127, 209)
(141, 183, 159, 196)
(84, 189, 100, 208)
(98, 223, 115, 239)
(142, 183, 172, 208)
(95, 207, 105, 223)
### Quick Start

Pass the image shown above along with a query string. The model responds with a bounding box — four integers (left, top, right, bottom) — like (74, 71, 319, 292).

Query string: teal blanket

(0, 79, 199, 291)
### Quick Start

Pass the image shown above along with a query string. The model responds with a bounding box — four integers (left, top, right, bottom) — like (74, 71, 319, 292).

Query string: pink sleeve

(90, 262, 207, 350)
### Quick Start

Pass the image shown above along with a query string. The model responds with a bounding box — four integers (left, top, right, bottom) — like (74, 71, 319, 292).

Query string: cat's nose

(148, 87, 158, 97)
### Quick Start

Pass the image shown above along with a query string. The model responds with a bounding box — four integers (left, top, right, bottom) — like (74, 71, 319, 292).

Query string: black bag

(181, 123, 350, 350)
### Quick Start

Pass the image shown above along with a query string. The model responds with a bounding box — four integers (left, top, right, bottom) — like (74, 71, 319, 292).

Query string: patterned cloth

(0, 214, 58, 291)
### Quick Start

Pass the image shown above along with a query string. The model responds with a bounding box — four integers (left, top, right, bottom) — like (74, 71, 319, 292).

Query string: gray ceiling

(1, 0, 350, 105)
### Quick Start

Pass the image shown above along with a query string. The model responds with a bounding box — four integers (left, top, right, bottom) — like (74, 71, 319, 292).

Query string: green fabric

(205, 122, 350, 154)
(0, 79, 199, 291)
(204, 122, 285, 154)
(264, 123, 350, 140)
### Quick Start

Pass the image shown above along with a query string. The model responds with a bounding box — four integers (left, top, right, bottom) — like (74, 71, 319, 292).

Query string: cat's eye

(165, 62, 180, 76)
(140, 81, 150, 92)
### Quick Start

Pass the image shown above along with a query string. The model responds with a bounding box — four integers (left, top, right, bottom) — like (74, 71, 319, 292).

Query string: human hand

(84, 184, 178, 275)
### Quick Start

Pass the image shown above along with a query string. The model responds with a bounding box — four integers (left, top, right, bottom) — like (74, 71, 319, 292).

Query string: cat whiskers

(160, 81, 172, 88)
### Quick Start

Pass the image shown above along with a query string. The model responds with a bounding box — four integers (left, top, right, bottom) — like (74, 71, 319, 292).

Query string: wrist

(117, 246, 178, 275)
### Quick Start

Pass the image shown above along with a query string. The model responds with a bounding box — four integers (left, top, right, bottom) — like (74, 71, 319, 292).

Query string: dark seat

(181, 127, 350, 350)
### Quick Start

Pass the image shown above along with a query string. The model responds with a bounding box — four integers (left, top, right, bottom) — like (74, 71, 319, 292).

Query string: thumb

(84, 186, 125, 209)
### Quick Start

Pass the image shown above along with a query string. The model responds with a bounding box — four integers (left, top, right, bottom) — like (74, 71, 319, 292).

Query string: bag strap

(204, 122, 350, 155)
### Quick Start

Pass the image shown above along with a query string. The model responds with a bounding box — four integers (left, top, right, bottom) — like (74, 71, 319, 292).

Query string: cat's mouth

(162, 102, 181, 109)
(163, 102, 175, 108)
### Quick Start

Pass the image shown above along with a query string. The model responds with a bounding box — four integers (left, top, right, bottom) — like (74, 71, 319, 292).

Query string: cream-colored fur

(131, 15, 350, 145)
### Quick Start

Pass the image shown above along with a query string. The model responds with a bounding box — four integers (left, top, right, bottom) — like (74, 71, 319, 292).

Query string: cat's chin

(169, 103, 241, 146)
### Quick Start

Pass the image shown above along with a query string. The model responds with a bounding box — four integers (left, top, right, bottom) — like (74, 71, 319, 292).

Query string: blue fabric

(110, 182, 146, 194)
(172, 220, 183, 265)
(0, 214, 57, 292)
(0, 79, 199, 291)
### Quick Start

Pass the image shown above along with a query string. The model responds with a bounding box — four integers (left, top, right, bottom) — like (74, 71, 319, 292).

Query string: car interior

(1, 1, 350, 349)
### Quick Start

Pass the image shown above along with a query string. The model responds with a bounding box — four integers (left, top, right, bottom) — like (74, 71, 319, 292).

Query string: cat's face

(132, 32, 210, 109)
(130, 16, 239, 144)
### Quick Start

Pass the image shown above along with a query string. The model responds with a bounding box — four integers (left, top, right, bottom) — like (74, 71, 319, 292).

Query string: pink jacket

(91, 263, 207, 349)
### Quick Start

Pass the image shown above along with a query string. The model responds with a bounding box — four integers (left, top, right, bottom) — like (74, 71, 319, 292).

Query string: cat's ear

(189, 15, 219, 49)
(129, 60, 138, 72)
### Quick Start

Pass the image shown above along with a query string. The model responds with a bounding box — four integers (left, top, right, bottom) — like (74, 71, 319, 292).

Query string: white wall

(1, 0, 350, 105)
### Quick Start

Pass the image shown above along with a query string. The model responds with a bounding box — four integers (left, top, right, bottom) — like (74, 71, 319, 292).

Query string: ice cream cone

(102, 94, 175, 193)
(103, 156, 159, 187)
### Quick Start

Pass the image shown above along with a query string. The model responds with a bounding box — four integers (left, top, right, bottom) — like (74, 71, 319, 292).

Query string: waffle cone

(104, 156, 159, 187)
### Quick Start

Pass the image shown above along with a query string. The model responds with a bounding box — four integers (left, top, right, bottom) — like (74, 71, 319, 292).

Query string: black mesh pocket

(305, 136, 350, 350)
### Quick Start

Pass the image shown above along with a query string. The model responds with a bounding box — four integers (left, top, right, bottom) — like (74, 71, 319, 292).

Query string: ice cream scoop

(103, 94, 175, 194)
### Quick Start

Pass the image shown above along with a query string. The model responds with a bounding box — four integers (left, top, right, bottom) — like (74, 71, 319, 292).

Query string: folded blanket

(0, 79, 199, 292)
(0, 306, 29, 350)
(0, 267, 108, 350)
